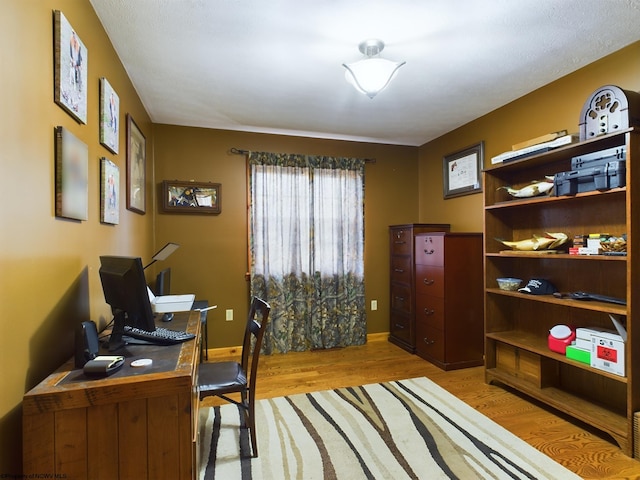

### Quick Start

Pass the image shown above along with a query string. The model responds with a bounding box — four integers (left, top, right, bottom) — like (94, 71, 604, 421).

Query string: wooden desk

(23, 311, 201, 480)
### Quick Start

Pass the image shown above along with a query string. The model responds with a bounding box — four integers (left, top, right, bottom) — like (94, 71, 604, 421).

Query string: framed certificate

(443, 142, 484, 199)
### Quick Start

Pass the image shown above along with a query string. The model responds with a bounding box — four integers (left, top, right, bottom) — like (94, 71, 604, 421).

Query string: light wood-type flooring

(204, 334, 640, 479)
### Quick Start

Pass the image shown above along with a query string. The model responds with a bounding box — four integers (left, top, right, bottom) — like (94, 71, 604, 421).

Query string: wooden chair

(197, 296, 270, 457)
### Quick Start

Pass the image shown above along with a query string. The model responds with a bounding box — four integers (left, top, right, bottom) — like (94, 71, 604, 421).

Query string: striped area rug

(199, 377, 580, 479)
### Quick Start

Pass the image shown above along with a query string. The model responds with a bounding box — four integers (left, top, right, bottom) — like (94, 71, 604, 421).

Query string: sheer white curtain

(249, 152, 366, 353)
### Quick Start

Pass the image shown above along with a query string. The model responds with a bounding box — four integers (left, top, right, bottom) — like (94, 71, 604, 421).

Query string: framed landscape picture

(126, 114, 146, 214)
(55, 126, 88, 221)
(53, 10, 88, 124)
(99, 78, 119, 154)
(100, 157, 120, 224)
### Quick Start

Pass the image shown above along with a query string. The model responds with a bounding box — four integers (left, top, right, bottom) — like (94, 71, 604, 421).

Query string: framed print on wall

(55, 126, 88, 221)
(443, 141, 484, 199)
(100, 157, 120, 225)
(126, 114, 146, 214)
(162, 180, 221, 214)
(99, 78, 119, 154)
(53, 10, 88, 124)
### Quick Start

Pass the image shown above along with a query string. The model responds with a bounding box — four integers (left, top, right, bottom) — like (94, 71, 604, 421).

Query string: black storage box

(555, 160, 625, 195)
(554, 146, 626, 196)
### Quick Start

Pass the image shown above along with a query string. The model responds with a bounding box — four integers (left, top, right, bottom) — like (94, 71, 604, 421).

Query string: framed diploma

(443, 142, 484, 199)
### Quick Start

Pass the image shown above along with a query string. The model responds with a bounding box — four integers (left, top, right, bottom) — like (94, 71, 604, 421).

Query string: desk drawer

(415, 234, 444, 266)
(415, 264, 444, 298)
(391, 283, 413, 314)
(415, 294, 445, 330)
(415, 324, 445, 361)
(390, 228, 413, 256)
(390, 255, 412, 285)
(390, 312, 412, 344)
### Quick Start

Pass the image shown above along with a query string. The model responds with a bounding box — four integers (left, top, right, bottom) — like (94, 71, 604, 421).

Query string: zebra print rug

(199, 377, 579, 479)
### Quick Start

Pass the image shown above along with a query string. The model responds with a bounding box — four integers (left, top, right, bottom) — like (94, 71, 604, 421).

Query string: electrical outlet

(371, 300, 378, 311)
(226, 309, 233, 321)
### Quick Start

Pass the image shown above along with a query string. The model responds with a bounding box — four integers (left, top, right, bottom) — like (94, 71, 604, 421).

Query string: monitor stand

(108, 310, 127, 351)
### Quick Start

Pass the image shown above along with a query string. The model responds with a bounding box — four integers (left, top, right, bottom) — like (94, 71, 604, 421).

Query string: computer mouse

(161, 313, 174, 322)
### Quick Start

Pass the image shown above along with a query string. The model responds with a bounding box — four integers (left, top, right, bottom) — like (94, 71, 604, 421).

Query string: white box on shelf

(590, 329, 625, 377)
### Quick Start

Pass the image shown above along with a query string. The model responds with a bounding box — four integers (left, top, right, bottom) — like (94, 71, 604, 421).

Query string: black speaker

(75, 320, 99, 368)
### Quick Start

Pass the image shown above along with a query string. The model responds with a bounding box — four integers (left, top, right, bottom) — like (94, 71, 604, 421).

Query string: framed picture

(99, 78, 119, 154)
(100, 157, 120, 225)
(162, 180, 221, 214)
(55, 126, 88, 221)
(53, 10, 88, 124)
(126, 114, 146, 214)
(443, 141, 484, 199)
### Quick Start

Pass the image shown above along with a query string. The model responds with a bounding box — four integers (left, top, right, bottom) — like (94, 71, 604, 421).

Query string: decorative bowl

(497, 277, 522, 291)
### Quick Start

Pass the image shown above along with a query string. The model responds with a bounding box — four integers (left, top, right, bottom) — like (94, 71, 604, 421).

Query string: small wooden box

(496, 343, 556, 388)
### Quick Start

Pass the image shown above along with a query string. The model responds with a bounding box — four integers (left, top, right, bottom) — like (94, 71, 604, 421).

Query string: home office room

(3, 1, 640, 478)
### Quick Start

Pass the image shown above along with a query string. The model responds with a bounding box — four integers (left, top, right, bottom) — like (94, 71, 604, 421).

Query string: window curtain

(249, 151, 366, 354)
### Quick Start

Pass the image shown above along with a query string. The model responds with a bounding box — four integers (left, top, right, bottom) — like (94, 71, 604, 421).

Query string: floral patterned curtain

(249, 151, 366, 354)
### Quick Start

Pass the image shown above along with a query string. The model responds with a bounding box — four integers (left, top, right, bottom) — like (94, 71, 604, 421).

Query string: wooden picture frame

(126, 114, 146, 214)
(99, 78, 119, 154)
(443, 142, 484, 199)
(53, 10, 88, 124)
(100, 157, 120, 225)
(162, 180, 221, 214)
(55, 126, 88, 221)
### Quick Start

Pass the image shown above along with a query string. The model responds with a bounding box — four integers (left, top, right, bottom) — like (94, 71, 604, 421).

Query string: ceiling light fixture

(343, 39, 406, 99)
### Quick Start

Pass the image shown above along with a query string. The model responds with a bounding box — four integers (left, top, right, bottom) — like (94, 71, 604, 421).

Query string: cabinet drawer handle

(394, 296, 405, 302)
(395, 323, 405, 330)
(423, 279, 434, 285)
(423, 338, 435, 345)
(394, 268, 404, 273)
(394, 240, 407, 244)
(423, 308, 435, 315)
(424, 249, 435, 254)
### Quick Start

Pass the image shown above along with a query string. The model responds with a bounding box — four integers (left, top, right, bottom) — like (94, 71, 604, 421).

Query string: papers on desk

(147, 287, 195, 313)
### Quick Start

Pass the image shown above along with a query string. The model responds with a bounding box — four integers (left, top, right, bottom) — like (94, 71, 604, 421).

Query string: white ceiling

(89, 0, 640, 147)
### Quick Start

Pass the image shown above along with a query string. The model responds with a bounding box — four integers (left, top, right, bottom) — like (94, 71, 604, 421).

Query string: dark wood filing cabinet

(388, 224, 450, 353)
(414, 232, 484, 370)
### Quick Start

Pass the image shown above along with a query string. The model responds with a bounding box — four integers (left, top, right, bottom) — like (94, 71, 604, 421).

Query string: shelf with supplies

(483, 125, 639, 456)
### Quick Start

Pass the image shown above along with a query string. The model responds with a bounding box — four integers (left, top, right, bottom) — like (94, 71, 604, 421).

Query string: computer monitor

(99, 255, 156, 351)
(155, 268, 171, 296)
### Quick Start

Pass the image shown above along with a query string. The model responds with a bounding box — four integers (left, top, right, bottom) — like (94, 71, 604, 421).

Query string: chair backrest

(240, 297, 271, 393)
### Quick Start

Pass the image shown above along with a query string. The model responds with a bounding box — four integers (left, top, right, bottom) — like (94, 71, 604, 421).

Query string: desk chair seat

(198, 362, 247, 391)
(198, 297, 270, 458)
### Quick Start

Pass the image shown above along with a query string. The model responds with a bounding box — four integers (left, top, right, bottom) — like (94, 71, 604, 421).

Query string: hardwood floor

(204, 334, 640, 479)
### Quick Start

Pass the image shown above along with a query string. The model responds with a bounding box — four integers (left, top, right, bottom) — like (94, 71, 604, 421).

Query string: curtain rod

(229, 147, 376, 163)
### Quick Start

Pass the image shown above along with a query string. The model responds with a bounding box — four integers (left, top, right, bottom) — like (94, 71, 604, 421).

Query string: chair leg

(248, 400, 258, 457)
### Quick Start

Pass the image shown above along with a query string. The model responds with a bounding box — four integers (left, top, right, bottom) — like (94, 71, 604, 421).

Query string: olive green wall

(152, 126, 420, 348)
(418, 41, 640, 230)
(1, 0, 153, 474)
(2, 0, 639, 475)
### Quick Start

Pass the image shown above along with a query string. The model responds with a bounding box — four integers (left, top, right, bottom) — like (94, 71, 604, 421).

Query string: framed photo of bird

(161, 180, 221, 214)
(443, 141, 484, 199)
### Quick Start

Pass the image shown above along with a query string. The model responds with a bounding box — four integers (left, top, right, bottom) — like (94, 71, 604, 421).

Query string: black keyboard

(123, 325, 195, 345)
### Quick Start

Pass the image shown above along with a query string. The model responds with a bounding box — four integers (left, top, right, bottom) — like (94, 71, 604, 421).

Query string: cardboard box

(591, 329, 625, 376)
(566, 344, 590, 364)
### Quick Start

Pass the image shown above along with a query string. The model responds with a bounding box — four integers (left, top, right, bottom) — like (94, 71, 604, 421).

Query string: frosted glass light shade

(343, 58, 406, 99)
